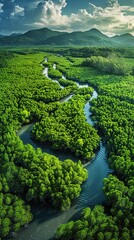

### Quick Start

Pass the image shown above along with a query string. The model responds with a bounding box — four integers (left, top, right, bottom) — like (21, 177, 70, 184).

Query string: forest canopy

(82, 56, 132, 76)
(0, 47, 134, 239)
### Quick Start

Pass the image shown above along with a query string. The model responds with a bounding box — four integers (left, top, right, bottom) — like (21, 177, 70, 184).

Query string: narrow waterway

(43, 66, 64, 89)
(16, 60, 112, 240)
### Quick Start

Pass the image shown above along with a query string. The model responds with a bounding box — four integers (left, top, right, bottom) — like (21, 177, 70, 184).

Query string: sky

(0, 0, 134, 36)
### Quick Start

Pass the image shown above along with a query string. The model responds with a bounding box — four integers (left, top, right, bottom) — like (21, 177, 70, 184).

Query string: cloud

(10, 5, 24, 18)
(97, 2, 134, 34)
(27, 0, 134, 35)
(0, 0, 25, 33)
(0, 0, 15, 18)
(0, 3, 3, 13)
(0, 0, 134, 35)
(108, 0, 119, 7)
(68, 0, 134, 35)
(0, 0, 40, 33)
(25, 0, 69, 30)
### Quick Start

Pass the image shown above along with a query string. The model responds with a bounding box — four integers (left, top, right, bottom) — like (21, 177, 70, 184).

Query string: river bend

(16, 60, 112, 240)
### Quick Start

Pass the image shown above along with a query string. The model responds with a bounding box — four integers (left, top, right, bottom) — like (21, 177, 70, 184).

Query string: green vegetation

(32, 93, 100, 161)
(0, 193, 32, 238)
(58, 77, 78, 87)
(0, 46, 134, 239)
(0, 50, 90, 238)
(48, 46, 134, 58)
(82, 56, 132, 76)
(0, 28, 134, 47)
(56, 206, 119, 240)
(32, 54, 100, 161)
(55, 48, 134, 240)
(0, 50, 13, 68)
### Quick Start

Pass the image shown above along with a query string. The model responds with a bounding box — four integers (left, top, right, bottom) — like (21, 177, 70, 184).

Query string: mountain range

(0, 28, 134, 47)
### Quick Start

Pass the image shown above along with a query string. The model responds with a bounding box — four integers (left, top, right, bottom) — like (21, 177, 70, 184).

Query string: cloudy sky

(0, 0, 134, 36)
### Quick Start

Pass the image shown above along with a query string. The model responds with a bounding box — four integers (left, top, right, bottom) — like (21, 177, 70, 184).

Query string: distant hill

(0, 27, 133, 47)
(40, 28, 111, 46)
(10, 33, 22, 37)
(0, 28, 65, 46)
(23, 28, 64, 41)
(111, 33, 134, 46)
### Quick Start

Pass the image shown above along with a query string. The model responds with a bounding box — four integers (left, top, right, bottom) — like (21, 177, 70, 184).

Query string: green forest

(0, 47, 134, 239)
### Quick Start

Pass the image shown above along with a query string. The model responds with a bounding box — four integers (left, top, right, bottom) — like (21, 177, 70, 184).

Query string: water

(62, 74, 88, 88)
(59, 94, 74, 103)
(84, 91, 98, 126)
(43, 68, 49, 78)
(16, 62, 112, 240)
(16, 141, 111, 240)
(43, 66, 64, 89)
(17, 124, 79, 162)
(53, 63, 56, 70)
(62, 74, 66, 80)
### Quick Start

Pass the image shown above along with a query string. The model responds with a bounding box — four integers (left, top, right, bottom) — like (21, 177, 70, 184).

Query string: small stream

(16, 60, 112, 240)
(43, 65, 64, 89)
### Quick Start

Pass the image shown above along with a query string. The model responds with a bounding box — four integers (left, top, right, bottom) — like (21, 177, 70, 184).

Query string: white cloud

(108, 0, 119, 7)
(59, 0, 67, 8)
(0, 3, 3, 13)
(11, 5, 24, 18)
(67, 1, 134, 35)
(28, 0, 134, 35)
(27, 0, 69, 29)
(0, 0, 134, 35)
(14, 5, 24, 15)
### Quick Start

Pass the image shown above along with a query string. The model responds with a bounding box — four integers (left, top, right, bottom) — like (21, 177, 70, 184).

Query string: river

(16, 60, 112, 240)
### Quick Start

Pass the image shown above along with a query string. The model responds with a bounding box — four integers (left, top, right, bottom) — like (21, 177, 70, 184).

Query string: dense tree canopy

(0, 50, 92, 238)
(55, 47, 134, 240)
(82, 56, 132, 76)
(55, 206, 119, 240)
(32, 93, 100, 161)
(0, 47, 134, 239)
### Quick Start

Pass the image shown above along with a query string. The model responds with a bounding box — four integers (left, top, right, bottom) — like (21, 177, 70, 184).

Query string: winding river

(16, 61, 112, 240)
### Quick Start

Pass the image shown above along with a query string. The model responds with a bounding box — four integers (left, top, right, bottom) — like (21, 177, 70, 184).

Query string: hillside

(111, 33, 134, 46)
(0, 27, 133, 47)
(41, 29, 111, 46)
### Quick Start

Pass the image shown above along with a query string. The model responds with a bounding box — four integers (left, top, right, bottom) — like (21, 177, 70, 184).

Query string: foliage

(32, 93, 100, 161)
(55, 206, 119, 240)
(82, 56, 131, 76)
(0, 193, 32, 238)
(0, 50, 14, 68)
(0, 50, 90, 238)
(0, 47, 134, 239)
(54, 48, 134, 240)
